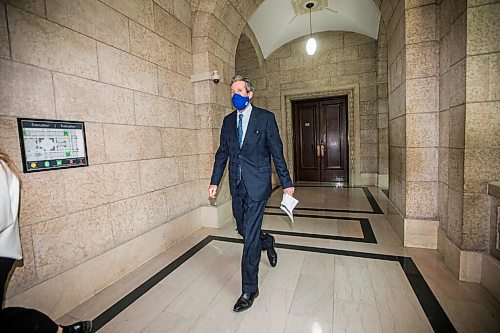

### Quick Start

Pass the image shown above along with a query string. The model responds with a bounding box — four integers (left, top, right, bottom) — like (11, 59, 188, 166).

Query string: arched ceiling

(248, 0, 381, 58)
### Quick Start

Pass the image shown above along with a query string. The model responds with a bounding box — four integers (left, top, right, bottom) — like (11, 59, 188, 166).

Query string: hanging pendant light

(306, 2, 316, 55)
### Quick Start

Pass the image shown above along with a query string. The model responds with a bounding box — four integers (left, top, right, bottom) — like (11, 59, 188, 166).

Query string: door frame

(278, 84, 363, 187)
(292, 96, 349, 183)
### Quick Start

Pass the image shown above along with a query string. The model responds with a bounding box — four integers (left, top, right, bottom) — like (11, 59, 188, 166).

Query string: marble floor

(58, 187, 500, 333)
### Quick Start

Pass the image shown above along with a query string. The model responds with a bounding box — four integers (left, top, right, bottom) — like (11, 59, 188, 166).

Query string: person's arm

(208, 119, 229, 198)
(266, 113, 294, 195)
(0, 165, 14, 233)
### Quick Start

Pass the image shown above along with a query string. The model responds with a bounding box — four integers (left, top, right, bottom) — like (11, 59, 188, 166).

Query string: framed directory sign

(17, 118, 89, 173)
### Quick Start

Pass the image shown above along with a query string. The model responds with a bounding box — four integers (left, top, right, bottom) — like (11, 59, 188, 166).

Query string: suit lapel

(227, 111, 238, 151)
(241, 107, 258, 150)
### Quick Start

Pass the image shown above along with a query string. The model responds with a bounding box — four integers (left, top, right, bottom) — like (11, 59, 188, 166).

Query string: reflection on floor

(58, 187, 500, 333)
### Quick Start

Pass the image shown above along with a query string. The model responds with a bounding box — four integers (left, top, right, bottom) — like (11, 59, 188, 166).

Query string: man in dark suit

(208, 75, 294, 312)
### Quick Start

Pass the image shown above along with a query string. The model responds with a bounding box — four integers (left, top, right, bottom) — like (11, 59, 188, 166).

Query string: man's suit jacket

(210, 106, 293, 201)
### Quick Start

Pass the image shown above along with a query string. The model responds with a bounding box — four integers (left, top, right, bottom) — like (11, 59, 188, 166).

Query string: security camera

(211, 70, 220, 84)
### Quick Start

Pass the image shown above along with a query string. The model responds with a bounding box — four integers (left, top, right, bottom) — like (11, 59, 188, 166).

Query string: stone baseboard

(359, 173, 378, 186)
(200, 200, 233, 228)
(377, 174, 389, 188)
(386, 198, 404, 244)
(404, 219, 439, 249)
(481, 254, 500, 302)
(384, 199, 438, 249)
(437, 227, 483, 283)
(5, 208, 204, 319)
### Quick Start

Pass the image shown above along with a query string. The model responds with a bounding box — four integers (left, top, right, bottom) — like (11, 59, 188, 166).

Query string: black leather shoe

(267, 235, 278, 267)
(233, 289, 259, 312)
(62, 321, 92, 333)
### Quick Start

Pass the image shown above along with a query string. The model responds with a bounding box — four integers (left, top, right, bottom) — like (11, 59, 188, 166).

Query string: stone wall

(377, 25, 389, 188)
(463, 1, 500, 252)
(387, 0, 406, 216)
(0, 0, 201, 303)
(436, 0, 499, 281)
(438, 0, 467, 251)
(385, 0, 442, 248)
(403, 1, 440, 226)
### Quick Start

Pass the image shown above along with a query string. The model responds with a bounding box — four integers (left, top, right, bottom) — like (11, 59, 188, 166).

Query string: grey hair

(230, 75, 254, 93)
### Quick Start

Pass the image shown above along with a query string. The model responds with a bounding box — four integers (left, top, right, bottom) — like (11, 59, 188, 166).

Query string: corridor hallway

(57, 187, 500, 333)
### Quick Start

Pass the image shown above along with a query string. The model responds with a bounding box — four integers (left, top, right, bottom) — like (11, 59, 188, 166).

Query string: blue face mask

(232, 93, 250, 110)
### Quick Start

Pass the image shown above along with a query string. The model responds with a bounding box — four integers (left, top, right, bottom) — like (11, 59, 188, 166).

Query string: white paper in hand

(280, 193, 299, 223)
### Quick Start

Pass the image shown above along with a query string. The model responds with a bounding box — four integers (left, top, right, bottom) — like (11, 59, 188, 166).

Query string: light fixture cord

(309, 6, 312, 37)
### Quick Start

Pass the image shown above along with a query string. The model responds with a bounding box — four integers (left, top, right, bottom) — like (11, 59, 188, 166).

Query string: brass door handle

(316, 144, 321, 157)
(320, 143, 325, 157)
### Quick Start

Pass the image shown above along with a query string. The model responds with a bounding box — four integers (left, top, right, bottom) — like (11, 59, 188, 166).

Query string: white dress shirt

(0, 161, 22, 260)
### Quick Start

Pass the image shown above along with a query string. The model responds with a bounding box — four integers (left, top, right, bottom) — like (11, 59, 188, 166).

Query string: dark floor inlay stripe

(261, 216, 376, 244)
(266, 205, 383, 215)
(91, 236, 213, 332)
(267, 187, 383, 215)
(262, 229, 368, 243)
(362, 187, 384, 214)
(265, 211, 340, 220)
(398, 258, 456, 332)
(264, 210, 380, 242)
(92, 235, 455, 333)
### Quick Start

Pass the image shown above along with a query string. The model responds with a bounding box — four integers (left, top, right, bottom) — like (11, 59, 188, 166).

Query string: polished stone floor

(58, 187, 500, 332)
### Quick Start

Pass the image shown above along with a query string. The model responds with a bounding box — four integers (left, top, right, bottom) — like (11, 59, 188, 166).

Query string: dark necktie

(238, 114, 243, 148)
(238, 114, 243, 183)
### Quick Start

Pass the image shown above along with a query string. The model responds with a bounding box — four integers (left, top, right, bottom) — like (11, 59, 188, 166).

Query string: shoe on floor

(62, 321, 92, 333)
(233, 289, 259, 312)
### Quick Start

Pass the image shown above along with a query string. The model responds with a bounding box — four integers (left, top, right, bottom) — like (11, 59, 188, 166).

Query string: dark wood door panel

(320, 99, 348, 182)
(323, 102, 342, 169)
(297, 103, 317, 170)
(293, 101, 319, 181)
(293, 96, 348, 183)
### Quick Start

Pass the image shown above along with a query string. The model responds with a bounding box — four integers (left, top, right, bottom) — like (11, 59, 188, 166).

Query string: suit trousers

(0, 257, 15, 308)
(232, 179, 273, 293)
(0, 307, 58, 333)
(1, 258, 59, 332)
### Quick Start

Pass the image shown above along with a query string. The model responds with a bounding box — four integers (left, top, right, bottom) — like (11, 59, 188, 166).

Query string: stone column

(403, 1, 440, 248)
(437, 0, 469, 279)
(459, 0, 499, 281)
(377, 25, 389, 188)
(387, 0, 407, 239)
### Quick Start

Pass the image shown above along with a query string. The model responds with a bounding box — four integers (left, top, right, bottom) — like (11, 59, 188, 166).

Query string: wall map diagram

(18, 119, 88, 172)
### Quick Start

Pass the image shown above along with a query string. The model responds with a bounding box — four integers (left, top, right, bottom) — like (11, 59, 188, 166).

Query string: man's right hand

(208, 185, 218, 198)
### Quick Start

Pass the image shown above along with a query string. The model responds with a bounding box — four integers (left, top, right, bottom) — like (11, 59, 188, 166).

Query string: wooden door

(293, 96, 349, 183)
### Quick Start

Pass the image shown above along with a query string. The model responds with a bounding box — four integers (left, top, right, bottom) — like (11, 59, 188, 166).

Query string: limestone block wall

(0, 0, 200, 301)
(383, 0, 442, 248)
(438, 0, 467, 249)
(436, 0, 499, 281)
(404, 1, 440, 224)
(377, 25, 389, 187)
(387, 0, 407, 215)
(462, 1, 500, 252)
